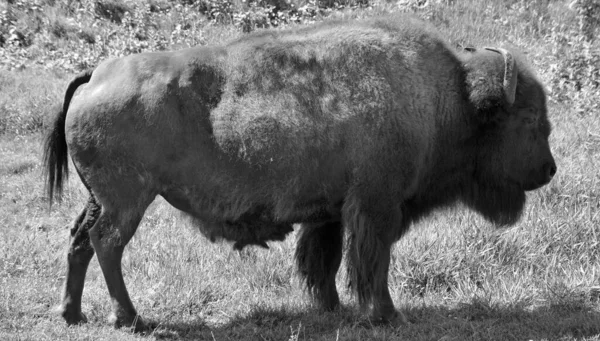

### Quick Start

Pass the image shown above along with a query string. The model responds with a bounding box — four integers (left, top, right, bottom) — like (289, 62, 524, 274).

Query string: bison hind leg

(295, 221, 343, 311)
(89, 203, 154, 332)
(56, 195, 101, 325)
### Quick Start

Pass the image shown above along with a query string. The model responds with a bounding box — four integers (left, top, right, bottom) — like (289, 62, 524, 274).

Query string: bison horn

(484, 47, 518, 106)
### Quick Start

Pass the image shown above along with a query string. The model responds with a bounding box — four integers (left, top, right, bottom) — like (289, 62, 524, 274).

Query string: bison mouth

(521, 162, 556, 191)
(522, 182, 544, 191)
(522, 177, 552, 191)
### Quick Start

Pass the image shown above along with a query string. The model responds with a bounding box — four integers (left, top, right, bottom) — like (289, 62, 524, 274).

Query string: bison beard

(465, 181, 526, 226)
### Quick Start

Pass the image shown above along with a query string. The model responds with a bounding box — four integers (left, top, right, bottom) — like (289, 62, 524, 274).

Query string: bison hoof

(315, 297, 340, 312)
(109, 313, 152, 333)
(369, 310, 408, 327)
(311, 289, 340, 312)
(54, 304, 88, 325)
(319, 301, 340, 312)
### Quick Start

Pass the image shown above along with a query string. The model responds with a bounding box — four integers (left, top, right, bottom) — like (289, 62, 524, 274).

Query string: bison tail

(43, 69, 94, 206)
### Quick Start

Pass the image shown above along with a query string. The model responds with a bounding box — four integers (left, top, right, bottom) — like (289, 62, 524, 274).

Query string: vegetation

(1, 0, 599, 340)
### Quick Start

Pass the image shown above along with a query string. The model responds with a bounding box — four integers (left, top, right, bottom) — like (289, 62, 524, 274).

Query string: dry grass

(1, 0, 599, 340)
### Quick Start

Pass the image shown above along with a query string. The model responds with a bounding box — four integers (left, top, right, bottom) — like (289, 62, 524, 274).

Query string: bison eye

(518, 107, 538, 125)
(523, 116, 537, 125)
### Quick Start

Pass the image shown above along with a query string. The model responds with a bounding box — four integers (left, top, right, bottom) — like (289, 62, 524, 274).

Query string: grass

(1, 0, 599, 340)
(0, 68, 68, 134)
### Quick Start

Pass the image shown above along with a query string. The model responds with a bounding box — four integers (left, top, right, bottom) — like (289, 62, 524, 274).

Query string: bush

(94, 0, 130, 23)
(570, 0, 600, 42)
(0, 0, 598, 124)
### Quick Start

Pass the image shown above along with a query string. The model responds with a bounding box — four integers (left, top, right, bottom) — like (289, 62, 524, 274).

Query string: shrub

(49, 17, 79, 39)
(94, 0, 130, 23)
(77, 26, 96, 44)
(570, 0, 600, 42)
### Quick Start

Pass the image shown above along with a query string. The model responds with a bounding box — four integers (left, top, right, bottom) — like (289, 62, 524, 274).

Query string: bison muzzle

(44, 15, 556, 331)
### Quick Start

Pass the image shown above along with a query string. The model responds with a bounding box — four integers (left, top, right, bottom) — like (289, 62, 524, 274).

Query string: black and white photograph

(1, 0, 599, 339)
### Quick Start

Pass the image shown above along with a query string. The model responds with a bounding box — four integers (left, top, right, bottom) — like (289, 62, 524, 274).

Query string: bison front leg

(295, 221, 343, 311)
(89, 206, 149, 332)
(56, 196, 100, 325)
(343, 199, 407, 325)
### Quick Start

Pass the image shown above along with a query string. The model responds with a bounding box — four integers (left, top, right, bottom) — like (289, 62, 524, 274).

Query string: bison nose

(544, 161, 557, 182)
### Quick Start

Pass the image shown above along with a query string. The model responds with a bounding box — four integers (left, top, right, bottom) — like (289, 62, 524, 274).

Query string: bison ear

(463, 47, 518, 117)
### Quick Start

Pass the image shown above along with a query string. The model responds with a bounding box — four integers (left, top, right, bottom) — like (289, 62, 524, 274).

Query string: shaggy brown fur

(295, 221, 344, 310)
(44, 14, 555, 330)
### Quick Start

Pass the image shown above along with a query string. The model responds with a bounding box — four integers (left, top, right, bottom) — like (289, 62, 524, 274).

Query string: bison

(44, 15, 556, 331)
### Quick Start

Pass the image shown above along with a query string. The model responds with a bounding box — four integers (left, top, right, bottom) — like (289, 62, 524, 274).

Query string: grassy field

(1, 0, 600, 340)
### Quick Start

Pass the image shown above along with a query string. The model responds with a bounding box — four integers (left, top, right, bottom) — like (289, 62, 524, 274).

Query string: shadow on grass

(149, 297, 600, 341)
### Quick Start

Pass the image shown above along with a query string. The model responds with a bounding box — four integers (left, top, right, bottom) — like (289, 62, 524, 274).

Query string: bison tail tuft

(43, 69, 94, 206)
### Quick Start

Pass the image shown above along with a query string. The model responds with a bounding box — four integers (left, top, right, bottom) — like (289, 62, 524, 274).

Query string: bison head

(461, 47, 556, 226)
